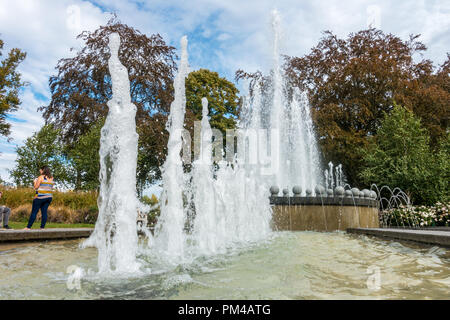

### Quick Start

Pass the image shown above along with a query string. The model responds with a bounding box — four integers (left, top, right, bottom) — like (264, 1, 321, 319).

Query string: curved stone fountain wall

(270, 186, 380, 231)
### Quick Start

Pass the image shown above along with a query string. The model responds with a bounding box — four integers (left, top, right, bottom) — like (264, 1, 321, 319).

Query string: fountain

(256, 10, 379, 231)
(0, 10, 448, 302)
(82, 10, 383, 269)
(150, 36, 272, 261)
(152, 36, 190, 262)
(190, 97, 219, 255)
(269, 10, 321, 192)
(81, 33, 141, 274)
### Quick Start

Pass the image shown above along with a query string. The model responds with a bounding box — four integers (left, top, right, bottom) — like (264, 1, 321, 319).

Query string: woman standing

(24, 166, 54, 230)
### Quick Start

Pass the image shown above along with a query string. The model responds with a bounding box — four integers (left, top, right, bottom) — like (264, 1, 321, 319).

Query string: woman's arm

(34, 175, 43, 190)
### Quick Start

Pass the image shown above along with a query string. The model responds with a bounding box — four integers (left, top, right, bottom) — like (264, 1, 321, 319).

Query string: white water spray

(191, 98, 219, 255)
(189, 96, 273, 256)
(82, 33, 140, 274)
(268, 10, 321, 193)
(270, 10, 285, 188)
(153, 36, 190, 261)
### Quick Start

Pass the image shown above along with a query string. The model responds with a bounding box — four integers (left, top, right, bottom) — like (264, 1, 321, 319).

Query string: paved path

(347, 228, 450, 247)
(0, 228, 93, 242)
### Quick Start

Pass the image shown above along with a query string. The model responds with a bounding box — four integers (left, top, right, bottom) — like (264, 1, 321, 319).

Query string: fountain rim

(269, 196, 379, 208)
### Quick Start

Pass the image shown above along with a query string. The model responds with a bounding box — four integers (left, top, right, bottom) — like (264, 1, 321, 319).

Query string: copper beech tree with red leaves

(284, 29, 449, 185)
(39, 18, 198, 190)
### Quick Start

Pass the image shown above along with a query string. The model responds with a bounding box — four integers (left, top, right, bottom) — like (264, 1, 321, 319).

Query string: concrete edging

(0, 228, 93, 243)
(347, 228, 450, 247)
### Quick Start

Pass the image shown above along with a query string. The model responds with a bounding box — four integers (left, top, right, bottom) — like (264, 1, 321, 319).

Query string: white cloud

(217, 33, 231, 42)
(0, 0, 109, 182)
(0, 151, 16, 182)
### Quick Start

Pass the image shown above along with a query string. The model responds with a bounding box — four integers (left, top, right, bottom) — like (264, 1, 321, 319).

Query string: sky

(0, 0, 449, 191)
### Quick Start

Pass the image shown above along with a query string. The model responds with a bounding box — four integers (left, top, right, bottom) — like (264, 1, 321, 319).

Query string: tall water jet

(153, 36, 190, 260)
(335, 164, 344, 187)
(270, 9, 285, 188)
(82, 33, 140, 274)
(324, 162, 346, 189)
(191, 98, 218, 255)
(249, 83, 262, 132)
(190, 95, 272, 256)
(267, 9, 321, 193)
(327, 162, 334, 190)
(287, 89, 320, 192)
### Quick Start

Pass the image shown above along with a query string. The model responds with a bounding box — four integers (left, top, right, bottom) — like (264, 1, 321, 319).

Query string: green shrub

(0, 187, 98, 209)
(9, 204, 98, 224)
(1, 187, 99, 224)
(359, 104, 449, 205)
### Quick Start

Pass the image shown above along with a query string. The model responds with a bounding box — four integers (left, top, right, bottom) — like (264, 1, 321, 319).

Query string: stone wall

(270, 198, 380, 231)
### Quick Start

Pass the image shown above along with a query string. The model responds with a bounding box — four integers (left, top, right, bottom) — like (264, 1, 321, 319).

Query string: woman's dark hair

(40, 166, 53, 179)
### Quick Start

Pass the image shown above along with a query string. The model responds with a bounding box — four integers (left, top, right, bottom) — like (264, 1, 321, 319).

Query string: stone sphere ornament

(370, 191, 378, 199)
(305, 189, 313, 196)
(335, 186, 345, 197)
(351, 188, 360, 198)
(315, 185, 325, 196)
(362, 189, 371, 198)
(270, 186, 279, 196)
(282, 188, 289, 196)
(292, 186, 302, 196)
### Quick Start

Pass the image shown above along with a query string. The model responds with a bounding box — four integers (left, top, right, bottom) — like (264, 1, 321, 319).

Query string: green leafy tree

(433, 133, 450, 201)
(67, 119, 104, 190)
(359, 104, 448, 205)
(283, 29, 449, 185)
(0, 38, 26, 138)
(185, 69, 240, 133)
(10, 124, 74, 188)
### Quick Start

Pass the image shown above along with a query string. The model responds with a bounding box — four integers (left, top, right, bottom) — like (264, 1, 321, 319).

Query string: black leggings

(27, 197, 52, 229)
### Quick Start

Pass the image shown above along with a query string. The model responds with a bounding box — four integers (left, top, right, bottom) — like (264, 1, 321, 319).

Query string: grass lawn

(5, 221, 95, 229)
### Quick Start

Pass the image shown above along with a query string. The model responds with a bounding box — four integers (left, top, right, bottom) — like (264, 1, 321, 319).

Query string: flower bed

(381, 202, 449, 227)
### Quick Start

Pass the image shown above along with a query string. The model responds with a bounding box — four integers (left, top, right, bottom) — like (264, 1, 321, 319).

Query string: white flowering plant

(381, 202, 449, 227)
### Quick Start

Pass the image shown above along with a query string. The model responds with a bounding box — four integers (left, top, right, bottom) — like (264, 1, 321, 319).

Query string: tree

(38, 18, 179, 188)
(10, 124, 74, 188)
(359, 104, 448, 205)
(66, 119, 104, 191)
(185, 69, 240, 133)
(0, 38, 26, 138)
(408, 54, 450, 147)
(284, 28, 449, 185)
(39, 18, 177, 143)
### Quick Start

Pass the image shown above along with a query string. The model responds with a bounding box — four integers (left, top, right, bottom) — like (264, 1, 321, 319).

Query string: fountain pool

(2, 10, 448, 301)
(0, 232, 449, 299)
